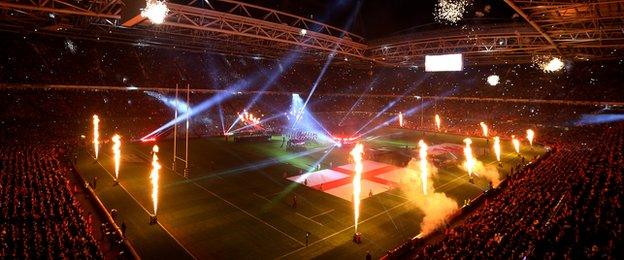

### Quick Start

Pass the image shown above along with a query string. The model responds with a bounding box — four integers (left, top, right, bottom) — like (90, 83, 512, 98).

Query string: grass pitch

(75, 128, 546, 259)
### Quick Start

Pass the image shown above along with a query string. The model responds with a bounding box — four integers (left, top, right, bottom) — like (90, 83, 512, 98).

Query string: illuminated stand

(172, 83, 191, 178)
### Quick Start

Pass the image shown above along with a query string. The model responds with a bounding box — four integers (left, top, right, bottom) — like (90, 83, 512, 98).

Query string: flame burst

(493, 136, 501, 162)
(150, 145, 161, 215)
(93, 115, 100, 159)
(526, 129, 535, 146)
(112, 134, 121, 180)
(399, 112, 404, 127)
(239, 110, 261, 125)
(435, 114, 441, 131)
(350, 143, 364, 233)
(418, 140, 429, 195)
(463, 138, 476, 177)
(479, 122, 488, 138)
(512, 135, 520, 154)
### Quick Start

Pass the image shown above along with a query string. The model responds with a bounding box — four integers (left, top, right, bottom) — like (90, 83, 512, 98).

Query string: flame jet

(418, 140, 429, 195)
(399, 112, 404, 127)
(479, 122, 488, 138)
(112, 134, 121, 180)
(463, 138, 476, 177)
(350, 143, 364, 233)
(526, 129, 535, 147)
(435, 114, 441, 131)
(150, 145, 161, 216)
(512, 135, 521, 154)
(493, 136, 501, 162)
(93, 115, 100, 159)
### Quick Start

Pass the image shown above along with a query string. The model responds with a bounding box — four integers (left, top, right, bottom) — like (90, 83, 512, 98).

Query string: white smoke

(401, 159, 459, 235)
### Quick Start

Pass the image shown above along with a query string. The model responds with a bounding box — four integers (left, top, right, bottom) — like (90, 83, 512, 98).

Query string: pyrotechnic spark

(435, 114, 441, 131)
(463, 138, 476, 177)
(150, 145, 161, 215)
(543, 57, 564, 72)
(479, 122, 488, 138)
(93, 115, 100, 159)
(493, 136, 501, 162)
(487, 75, 499, 86)
(526, 129, 535, 146)
(350, 143, 364, 233)
(534, 56, 564, 72)
(434, 0, 471, 24)
(512, 135, 520, 154)
(112, 134, 121, 180)
(418, 140, 429, 195)
(399, 112, 404, 127)
(142, 0, 169, 24)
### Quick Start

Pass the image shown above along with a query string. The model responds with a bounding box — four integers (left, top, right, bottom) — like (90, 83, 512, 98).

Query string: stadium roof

(0, 0, 622, 66)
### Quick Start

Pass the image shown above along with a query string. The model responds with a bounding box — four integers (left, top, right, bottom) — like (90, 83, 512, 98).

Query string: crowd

(411, 123, 623, 258)
(0, 145, 101, 258)
(2, 33, 624, 102)
(0, 30, 622, 258)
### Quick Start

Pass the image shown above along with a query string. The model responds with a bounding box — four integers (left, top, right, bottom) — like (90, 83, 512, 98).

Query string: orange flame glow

(112, 134, 121, 180)
(150, 145, 161, 215)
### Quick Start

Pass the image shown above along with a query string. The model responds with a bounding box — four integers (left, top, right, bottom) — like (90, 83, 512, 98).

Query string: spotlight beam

(218, 104, 226, 134)
(227, 50, 303, 134)
(353, 89, 413, 136)
(356, 88, 455, 138)
(337, 78, 378, 126)
(166, 146, 330, 186)
(354, 74, 431, 136)
(294, 3, 361, 129)
(140, 74, 266, 141)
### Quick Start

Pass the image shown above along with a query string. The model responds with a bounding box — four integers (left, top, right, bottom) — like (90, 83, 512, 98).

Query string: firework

(399, 112, 404, 127)
(534, 56, 564, 72)
(487, 75, 500, 86)
(150, 145, 161, 216)
(512, 135, 520, 154)
(93, 115, 100, 159)
(434, 0, 471, 25)
(350, 143, 364, 233)
(463, 138, 476, 177)
(418, 140, 429, 195)
(479, 122, 488, 138)
(435, 114, 441, 131)
(493, 136, 501, 162)
(141, 0, 169, 24)
(112, 134, 121, 181)
(526, 129, 535, 146)
(543, 57, 564, 72)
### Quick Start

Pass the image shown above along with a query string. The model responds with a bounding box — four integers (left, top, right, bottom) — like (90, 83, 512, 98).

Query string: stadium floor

(75, 128, 546, 259)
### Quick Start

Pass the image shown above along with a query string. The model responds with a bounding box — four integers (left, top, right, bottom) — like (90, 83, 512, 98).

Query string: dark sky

(241, 0, 518, 39)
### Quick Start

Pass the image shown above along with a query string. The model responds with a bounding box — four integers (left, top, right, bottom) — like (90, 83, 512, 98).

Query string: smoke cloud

(473, 161, 501, 188)
(401, 159, 459, 235)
